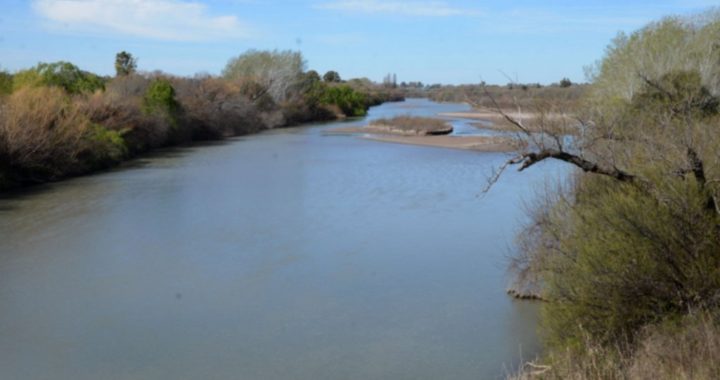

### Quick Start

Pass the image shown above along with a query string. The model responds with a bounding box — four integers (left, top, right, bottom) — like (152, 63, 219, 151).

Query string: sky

(0, 0, 716, 85)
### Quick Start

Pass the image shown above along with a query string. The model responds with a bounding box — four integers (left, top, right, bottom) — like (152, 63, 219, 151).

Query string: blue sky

(0, 0, 716, 84)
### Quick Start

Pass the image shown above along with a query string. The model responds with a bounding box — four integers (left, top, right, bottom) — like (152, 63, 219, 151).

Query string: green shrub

(13, 61, 105, 94)
(507, 12, 720, 371)
(79, 124, 128, 169)
(142, 79, 180, 123)
(0, 71, 12, 95)
(320, 85, 368, 117)
(540, 176, 720, 348)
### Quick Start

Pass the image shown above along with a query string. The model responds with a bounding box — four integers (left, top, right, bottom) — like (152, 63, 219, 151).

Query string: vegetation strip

(0, 50, 403, 190)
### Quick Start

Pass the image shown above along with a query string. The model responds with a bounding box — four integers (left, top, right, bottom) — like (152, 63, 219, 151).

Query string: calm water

(0, 99, 561, 380)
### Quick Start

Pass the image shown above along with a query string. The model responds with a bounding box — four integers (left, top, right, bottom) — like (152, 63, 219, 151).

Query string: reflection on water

(0, 99, 563, 380)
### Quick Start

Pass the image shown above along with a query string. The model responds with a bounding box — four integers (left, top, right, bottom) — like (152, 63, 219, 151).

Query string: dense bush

(320, 85, 368, 117)
(507, 10, 720, 377)
(0, 87, 94, 184)
(0, 71, 12, 95)
(13, 61, 105, 94)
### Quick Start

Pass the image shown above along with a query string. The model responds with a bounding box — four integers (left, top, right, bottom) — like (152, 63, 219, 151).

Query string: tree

(12, 61, 105, 94)
(323, 70, 341, 83)
(491, 13, 720, 349)
(223, 49, 306, 103)
(305, 70, 321, 83)
(382, 73, 397, 88)
(142, 78, 180, 128)
(559, 77, 572, 87)
(115, 51, 137, 77)
(320, 85, 367, 117)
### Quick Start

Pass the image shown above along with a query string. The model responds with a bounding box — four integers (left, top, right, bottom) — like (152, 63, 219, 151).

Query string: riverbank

(0, 62, 404, 192)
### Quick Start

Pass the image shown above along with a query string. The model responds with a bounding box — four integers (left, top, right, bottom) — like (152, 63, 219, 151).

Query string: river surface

(0, 99, 562, 380)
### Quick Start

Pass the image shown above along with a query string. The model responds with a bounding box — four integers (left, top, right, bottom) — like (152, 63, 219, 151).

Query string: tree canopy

(13, 61, 105, 94)
(222, 49, 305, 103)
(115, 51, 137, 77)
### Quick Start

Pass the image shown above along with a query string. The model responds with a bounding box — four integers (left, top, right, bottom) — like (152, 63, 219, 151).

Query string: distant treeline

(0, 50, 403, 190)
(401, 80, 587, 110)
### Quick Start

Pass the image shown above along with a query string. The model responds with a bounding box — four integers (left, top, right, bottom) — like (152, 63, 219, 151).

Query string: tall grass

(511, 311, 720, 380)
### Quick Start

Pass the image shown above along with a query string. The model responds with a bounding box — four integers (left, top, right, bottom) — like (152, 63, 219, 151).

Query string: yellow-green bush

(13, 61, 105, 94)
(510, 10, 720, 374)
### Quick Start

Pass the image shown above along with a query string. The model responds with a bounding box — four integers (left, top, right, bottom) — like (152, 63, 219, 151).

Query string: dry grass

(510, 311, 720, 380)
(0, 87, 92, 181)
(628, 312, 720, 380)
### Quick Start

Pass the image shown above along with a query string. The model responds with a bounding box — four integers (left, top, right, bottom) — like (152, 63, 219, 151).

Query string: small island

(329, 116, 517, 152)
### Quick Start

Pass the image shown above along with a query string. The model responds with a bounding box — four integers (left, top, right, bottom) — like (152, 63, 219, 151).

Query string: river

(0, 99, 562, 379)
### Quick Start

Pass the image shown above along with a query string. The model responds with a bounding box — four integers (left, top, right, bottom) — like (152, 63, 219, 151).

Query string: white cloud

(316, 0, 481, 17)
(32, 0, 251, 41)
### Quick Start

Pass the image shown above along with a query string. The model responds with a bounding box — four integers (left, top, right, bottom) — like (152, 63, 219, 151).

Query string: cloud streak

(316, 0, 481, 17)
(32, 0, 251, 41)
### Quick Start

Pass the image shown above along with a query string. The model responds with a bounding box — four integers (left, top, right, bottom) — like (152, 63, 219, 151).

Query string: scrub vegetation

(0, 50, 403, 190)
(370, 116, 452, 135)
(500, 11, 720, 379)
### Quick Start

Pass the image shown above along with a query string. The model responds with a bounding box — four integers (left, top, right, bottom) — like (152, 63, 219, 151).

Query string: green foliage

(510, 12, 720, 367)
(13, 61, 105, 94)
(142, 78, 180, 130)
(559, 77, 572, 87)
(0, 71, 12, 95)
(82, 124, 128, 168)
(115, 51, 137, 77)
(630, 70, 719, 119)
(223, 49, 305, 79)
(323, 70, 341, 83)
(320, 85, 368, 117)
(540, 177, 720, 348)
(586, 14, 720, 114)
(142, 78, 179, 119)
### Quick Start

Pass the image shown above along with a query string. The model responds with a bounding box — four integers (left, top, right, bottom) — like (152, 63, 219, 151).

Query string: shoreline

(328, 125, 517, 152)
(364, 134, 517, 152)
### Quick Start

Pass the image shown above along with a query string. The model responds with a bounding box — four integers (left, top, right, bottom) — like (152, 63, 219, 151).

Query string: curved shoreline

(364, 134, 517, 152)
